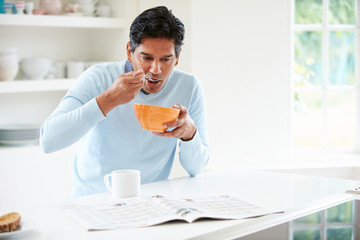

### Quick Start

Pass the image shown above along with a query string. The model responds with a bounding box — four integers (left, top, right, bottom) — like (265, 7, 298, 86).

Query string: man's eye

(161, 58, 170, 61)
(142, 56, 152, 60)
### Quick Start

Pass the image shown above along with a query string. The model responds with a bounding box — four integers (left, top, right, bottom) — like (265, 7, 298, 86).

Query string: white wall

(190, 0, 291, 169)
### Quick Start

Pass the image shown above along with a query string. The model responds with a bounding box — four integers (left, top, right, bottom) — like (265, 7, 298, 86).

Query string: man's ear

(126, 42, 132, 62)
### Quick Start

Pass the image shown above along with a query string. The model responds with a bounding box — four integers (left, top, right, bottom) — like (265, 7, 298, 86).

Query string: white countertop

(1, 168, 359, 240)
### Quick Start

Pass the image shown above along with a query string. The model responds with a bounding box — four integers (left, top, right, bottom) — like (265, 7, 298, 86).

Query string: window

(291, 0, 359, 237)
(291, 201, 359, 240)
(292, 0, 359, 152)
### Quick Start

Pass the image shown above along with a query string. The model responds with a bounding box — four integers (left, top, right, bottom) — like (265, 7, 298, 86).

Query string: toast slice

(0, 212, 21, 232)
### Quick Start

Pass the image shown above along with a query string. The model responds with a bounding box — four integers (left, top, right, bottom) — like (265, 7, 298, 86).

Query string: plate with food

(0, 212, 34, 239)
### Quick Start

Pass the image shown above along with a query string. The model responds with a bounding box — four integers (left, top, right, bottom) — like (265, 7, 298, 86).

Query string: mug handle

(104, 173, 112, 192)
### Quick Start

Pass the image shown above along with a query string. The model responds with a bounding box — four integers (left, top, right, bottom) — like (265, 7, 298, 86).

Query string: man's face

(127, 38, 179, 94)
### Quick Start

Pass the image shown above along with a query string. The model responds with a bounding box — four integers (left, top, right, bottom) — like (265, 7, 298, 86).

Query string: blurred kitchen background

(0, 0, 359, 239)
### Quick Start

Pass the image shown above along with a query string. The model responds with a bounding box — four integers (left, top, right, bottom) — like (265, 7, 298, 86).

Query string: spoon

(145, 75, 160, 83)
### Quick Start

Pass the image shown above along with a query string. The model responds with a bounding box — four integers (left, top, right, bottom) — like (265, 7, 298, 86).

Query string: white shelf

(0, 79, 76, 93)
(0, 14, 126, 29)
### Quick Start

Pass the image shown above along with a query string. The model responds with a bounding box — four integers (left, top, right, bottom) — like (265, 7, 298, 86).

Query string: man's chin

(144, 89, 159, 94)
(143, 86, 161, 94)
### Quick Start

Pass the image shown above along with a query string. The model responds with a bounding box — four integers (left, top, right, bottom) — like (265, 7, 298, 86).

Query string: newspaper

(59, 195, 279, 230)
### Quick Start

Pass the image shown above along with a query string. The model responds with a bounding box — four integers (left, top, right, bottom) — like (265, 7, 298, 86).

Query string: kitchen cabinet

(0, 0, 136, 145)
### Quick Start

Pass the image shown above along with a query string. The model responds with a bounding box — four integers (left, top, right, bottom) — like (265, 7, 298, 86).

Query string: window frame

(290, 0, 360, 154)
(289, 200, 359, 240)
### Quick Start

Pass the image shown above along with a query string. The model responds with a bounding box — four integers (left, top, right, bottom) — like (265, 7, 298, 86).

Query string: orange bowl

(134, 103, 180, 132)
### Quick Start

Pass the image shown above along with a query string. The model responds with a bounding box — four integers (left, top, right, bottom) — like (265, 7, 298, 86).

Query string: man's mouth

(145, 75, 160, 83)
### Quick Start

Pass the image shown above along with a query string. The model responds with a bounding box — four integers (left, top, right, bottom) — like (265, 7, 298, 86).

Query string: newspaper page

(152, 195, 275, 223)
(59, 195, 279, 230)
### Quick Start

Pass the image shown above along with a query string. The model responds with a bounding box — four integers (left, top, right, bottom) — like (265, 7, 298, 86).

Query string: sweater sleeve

(40, 66, 108, 153)
(178, 80, 210, 176)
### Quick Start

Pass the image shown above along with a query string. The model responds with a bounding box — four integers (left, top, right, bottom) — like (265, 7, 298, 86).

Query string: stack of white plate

(0, 124, 40, 146)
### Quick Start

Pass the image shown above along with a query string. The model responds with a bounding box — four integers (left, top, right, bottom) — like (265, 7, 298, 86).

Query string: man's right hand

(96, 69, 145, 116)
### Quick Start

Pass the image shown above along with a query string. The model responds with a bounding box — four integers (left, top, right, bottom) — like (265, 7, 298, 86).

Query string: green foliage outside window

(294, 31, 322, 87)
(295, 0, 356, 25)
(294, 211, 321, 224)
(328, 0, 356, 24)
(294, 229, 321, 240)
(329, 31, 355, 86)
(326, 201, 353, 223)
(326, 227, 353, 240)
(295, 0, 322, 24)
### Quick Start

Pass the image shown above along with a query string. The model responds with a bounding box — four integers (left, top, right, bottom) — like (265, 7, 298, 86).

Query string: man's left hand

(152, 104, 196, 141)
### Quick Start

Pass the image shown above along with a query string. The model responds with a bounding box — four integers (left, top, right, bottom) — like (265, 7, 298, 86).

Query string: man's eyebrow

(140, 52, 173, 58)
(161, 54, 174, 58)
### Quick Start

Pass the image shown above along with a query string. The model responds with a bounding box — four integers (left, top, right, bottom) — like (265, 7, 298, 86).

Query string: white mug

(66, 61, 84, 79)
(25, 2, 34, 15)
(104, 170, 140, 200)
(80, 3, 94, 16)
(54, 62, 65, 79)
(95, 5, 110, 17)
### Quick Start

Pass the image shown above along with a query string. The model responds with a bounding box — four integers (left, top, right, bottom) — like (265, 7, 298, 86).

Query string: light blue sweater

(40, 61, 209, 197)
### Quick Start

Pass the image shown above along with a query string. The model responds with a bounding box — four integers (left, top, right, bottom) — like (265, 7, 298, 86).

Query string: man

(40, 6, 209, 197)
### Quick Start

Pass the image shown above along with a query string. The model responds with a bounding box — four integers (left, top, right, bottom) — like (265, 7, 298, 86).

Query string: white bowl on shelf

(20, 58, 51, 80)
(0, 48, 19, 82)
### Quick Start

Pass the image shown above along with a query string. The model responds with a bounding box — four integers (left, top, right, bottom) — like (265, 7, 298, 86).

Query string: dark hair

(129, 6, 185, 57)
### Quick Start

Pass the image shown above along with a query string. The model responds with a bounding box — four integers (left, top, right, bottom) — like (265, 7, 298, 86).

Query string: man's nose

(150, 60, 161, 75)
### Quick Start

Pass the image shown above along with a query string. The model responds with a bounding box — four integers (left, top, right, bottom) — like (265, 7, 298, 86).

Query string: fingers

(163, 104, 186, 129)
(153, 126, 185, 139)
(117, 70, 145, 90)
(172, 104, 185, 111)
(133, 69, 144, 77)
(163, 119, 182, 129)
(121, 69, 145, 83)
(153, 104, 185, 138)
(132, 69, 146, 83)
(153, 104, 196, 140)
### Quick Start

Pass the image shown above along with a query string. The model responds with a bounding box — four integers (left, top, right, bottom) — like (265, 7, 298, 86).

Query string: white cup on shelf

(0, 48, 19, 82)
(25, 2, 34, 15)
(80, 3, 95, 16)
(66, 61, 84, 79)
(73, 0, 98, 16)
(95, 4, 110, 17)
(55, 62, 65, 79)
